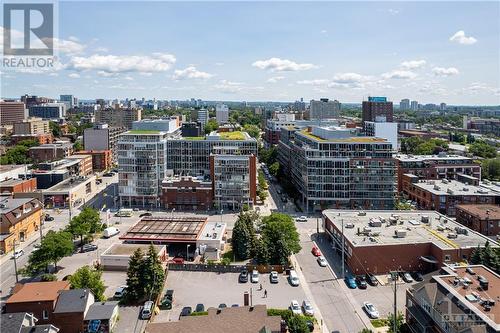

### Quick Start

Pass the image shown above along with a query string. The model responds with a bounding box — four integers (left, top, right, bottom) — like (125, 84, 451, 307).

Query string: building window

(42, 310, 49, 319)
(444, 255, 451, 262)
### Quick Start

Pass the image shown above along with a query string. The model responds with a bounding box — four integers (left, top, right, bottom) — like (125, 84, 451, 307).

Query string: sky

(1, 1, 500, 105)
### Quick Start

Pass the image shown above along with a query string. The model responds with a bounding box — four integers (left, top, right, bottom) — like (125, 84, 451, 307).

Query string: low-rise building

(455, 204, 500, 237)
(0, 165, 28, 181)
(42, 175, 97, 209)
(395, 154, 481, 193)
(83, 301, 119, 333)
(5, 281, 71, 325)
(0, 178, 37, 195)
(13, 117, 50, 135)
(402, 177, 499, 216)
(74, 150, 113, 172)
(100, 244, 167, 270)
(52, 289, 94, 333)
(406, 264, 500, 333)
(28, 141, 73, 163)
(323, 209, 498, 275)
(1, 312, 59, 333)
(0, 197, 43, 253)
(11, 133, 53, 145)
(145, 305, 282, 333)
(83, 123, 126, 163)
(161, 176, 213, 210)
(66, 155, 93, 177)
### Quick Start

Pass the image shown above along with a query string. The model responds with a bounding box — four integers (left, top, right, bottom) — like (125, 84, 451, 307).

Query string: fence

(168, 263, 289, 274)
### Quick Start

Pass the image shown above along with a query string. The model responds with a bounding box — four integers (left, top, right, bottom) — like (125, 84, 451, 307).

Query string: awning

(420, 255, 439, 264)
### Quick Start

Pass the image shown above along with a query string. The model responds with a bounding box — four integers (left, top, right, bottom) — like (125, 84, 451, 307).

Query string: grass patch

(183, 136, 205, 140)
(190, 311, 208, 316)
(127, 130, 160, 134)
(371, 318, 389, 328)
(219, 131, 245, 140)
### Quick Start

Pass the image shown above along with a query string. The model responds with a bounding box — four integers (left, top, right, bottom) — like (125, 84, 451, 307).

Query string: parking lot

(154, 270, 308, 322)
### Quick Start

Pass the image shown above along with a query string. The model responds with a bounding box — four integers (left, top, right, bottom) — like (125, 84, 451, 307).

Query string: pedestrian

(259, 283, 263, 290)
(264, 289, 267, 298)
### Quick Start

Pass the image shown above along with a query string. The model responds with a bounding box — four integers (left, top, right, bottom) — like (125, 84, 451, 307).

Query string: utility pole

(391, 270, 398, 333)
(341, 219, 345, 279)
(12, 241, 19, 283)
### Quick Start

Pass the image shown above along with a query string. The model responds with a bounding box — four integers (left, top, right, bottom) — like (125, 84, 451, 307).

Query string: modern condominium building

(362, 96, 393, 123)
(278, 125, 396, 211)
(117, 130, 170, 208)
(83, 123, 126, 163)
(0, 101, 26, 125)
(309, 98, 340, 120)
(95, 108, 142, 129)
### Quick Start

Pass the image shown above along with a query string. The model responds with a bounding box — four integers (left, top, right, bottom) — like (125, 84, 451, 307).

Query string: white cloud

(97, 71, 119, 77)
(400, 60, 426, 70)
(432, 67, 459, 76)
(381, 70, 417, 80)
(68, 36, 80, 42)
(449, 30, 477, 45)
(320, 30, 327, 34)
(252, 57, 317, 72)
(388, 9, 399, 15)
(95, 46, 109, 53)
(68, 73, 80, 78)
(296, 79, 329, 86)
(267, 76, 285, 83)
(215, 62, 224, 66)
(172, 66, 213, 80)
(214, 80, 243, 93)
(462, 82, 500, 95)
(69, 53, 176, 74)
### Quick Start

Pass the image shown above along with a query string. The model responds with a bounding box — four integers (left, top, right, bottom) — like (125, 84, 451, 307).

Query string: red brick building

(74, 150, 112, 172)
(5, 281, 70, 325)
(161, 176, 213, 210)
(402, 177, 499, 216)
(0, 177, 36, 195)
(456, 204, 500, 237)
(395, 154, 481, 192)
(323, 210, 497, 275)
(11, 133, 54, 145)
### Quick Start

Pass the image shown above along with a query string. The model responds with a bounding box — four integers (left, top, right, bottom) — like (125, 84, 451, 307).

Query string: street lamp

(186, 244, 191, 261)
(12, 240, 20, 283)
(171, 208, 175, 219)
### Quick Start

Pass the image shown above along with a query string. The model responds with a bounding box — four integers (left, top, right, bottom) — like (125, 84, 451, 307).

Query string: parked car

(251, 270, 259, 283)
(290, 300, 301, 315)
(356, 275, 368, 289)
(81, 244, 98, 253)
(296, 216, 307, 222)
(231, 304, 239, 308)
(305, 320, 314, 332)
(345, 275, 357, 289)
(412, 272, 424, 282)
(114, 286, 127, 298)
(289, 270, 300, 286)
(239, 270, 248, 283)
(12, 249, 24, 259)
(33, 243, 41, 249)
(302, 300, 314, 316)
(401, 272, 414, 283)
(270, 271, 279, 283)
(179, 306, 192, 318)
(139, 212, 152, 217)
(317, 256, 327, 267)
(311, 246, 321, 257)
(195, 304, 205, 312)
(103, 227, 120, 238)
(103, 173, 114, 177)
(44, 215, 54, 221)
(218, 303, 227, 309)
(141, 301, 154, 319)
(170, 257, 185, 264)
(365, 273, 379, 286)
(133, 208, 140, 212)
(363, 302, 379, 319)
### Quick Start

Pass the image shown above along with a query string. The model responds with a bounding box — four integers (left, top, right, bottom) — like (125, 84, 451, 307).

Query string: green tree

(358, 330, 374, 333)
(257, 188, 268, 202)
(140, 245, 165, 299)
(204, 119, 219, 134)
(231, 218, 252, 260)
(269, 162, 280, 177)
(0, 145, 31, 165)
(481, 158, 500, 180)
(66, 207, 101, 247)
(43, 230, 74, 270)
(260, 213, 301, 265)
(387, 312, 405, 333)
(469, 140, 497, 158)
(287, 314, 310, 333)
(125, 248, 145, 302)
(73, 141, 83, 152)
(49, 121, 62, 137)
(79, 207, 102, 234)
(69, 266, 106, 301)
(243, 124, 261, 139)
(255, 238, 269, 265)
(259, 146, 278, 165)
(67, 214, 91, 248)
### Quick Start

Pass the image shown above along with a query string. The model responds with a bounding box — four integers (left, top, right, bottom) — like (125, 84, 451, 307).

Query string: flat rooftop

(0, 165, 27, 173)
(45, 176, 94, 192)
(120, 216, 208, 243)
(299, 128, 387, 143)
(413, 179, 498, 196)
(198, 221, 226, 242)
(323, 210, 497, 250)
(456, 204, 500, 220)
(102, 243, 165, 256)
(0, 197, 38, 213)
(436, 265, 500, 328)
(0, 178, 30, 186)
(394, 154, 473, 162)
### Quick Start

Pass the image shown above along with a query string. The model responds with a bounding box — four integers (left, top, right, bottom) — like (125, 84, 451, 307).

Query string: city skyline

(1, 1, 499, 105)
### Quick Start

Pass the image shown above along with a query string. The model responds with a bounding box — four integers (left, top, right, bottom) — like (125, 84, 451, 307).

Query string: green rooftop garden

(219, 131, 245, 140)
(183, 136, 205, 140)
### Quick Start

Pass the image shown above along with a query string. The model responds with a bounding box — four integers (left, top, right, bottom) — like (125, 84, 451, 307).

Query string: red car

(311, 246, 321, 257)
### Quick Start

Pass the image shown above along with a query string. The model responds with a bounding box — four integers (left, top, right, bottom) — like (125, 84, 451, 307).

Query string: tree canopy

(468, 140, 497, 158)
(69, 266, 106, 301)
(401, 137, 448, 155)
(260, 213, 301, 265)
(481, 158, 500, 180)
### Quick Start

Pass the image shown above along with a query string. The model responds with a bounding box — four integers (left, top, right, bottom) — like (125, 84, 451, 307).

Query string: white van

(115, 208, 133, 217)
(103, 227, 120, 238)
(289, 270, 300, 286)
(141, 301, 154, 319)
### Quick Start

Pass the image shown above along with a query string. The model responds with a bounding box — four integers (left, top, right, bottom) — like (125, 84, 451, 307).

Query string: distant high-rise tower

(400, 99, 410, 110)
(410, 100, 418, 111)
(309, 98, 341, 120)
(215, 104, 229, 124)
(362, 97, 393, 123)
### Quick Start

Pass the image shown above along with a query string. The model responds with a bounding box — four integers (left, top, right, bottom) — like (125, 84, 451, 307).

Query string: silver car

(363, 302, 379, 319)
(302, 300, 314, 316)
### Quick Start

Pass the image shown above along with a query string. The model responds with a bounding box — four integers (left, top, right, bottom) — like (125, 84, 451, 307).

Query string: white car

(290, 300, 301, 315)
(270, 271, 279, 283)
(302, 300, 314, 316)
(251, 270, 259, 283)
(296, 216, 307, 222)
(363, 302, 379, 319)
(317, 256, 327, 267)
(114, 285, 127, 298)
(12, 249, 24, 259)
